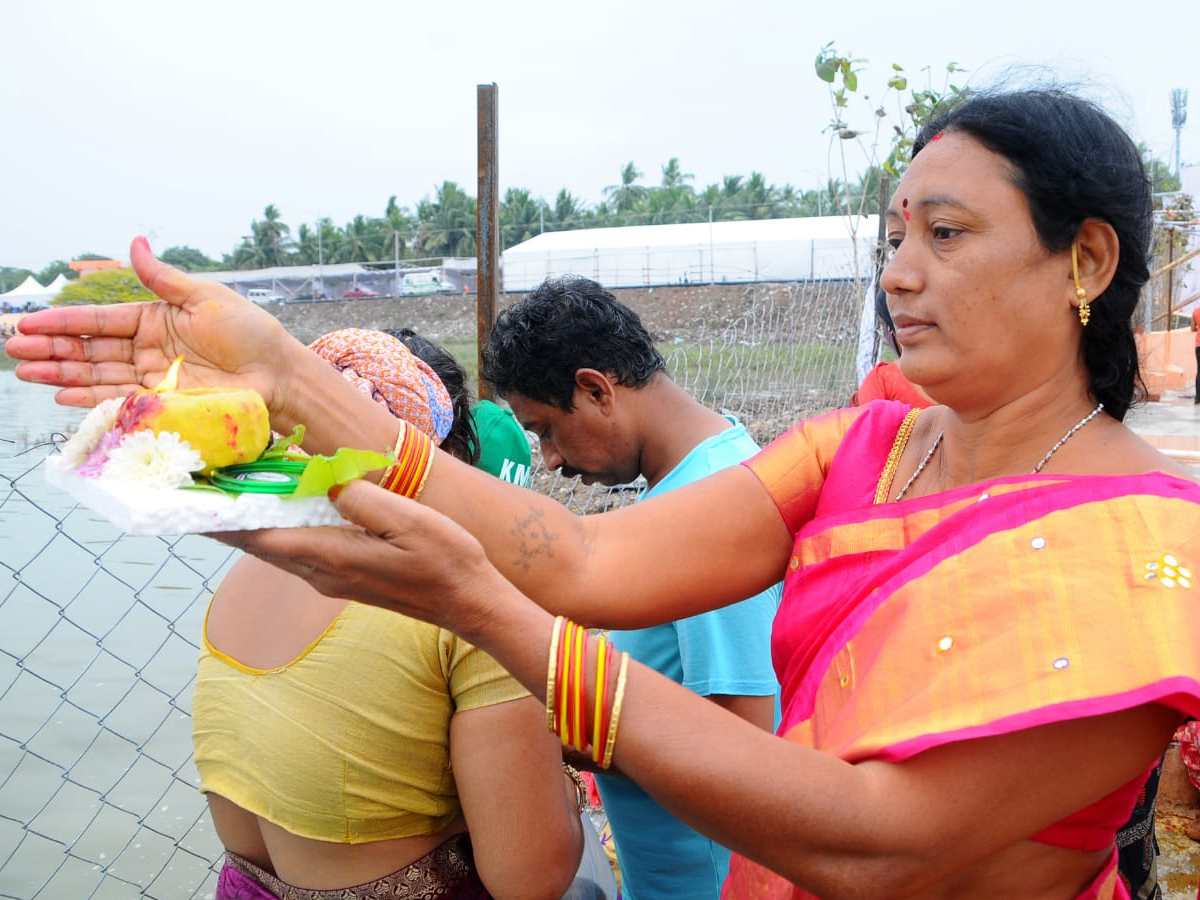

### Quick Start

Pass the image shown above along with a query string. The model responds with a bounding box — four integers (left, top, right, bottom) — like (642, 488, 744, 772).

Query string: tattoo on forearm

(509, 507, 558, 572)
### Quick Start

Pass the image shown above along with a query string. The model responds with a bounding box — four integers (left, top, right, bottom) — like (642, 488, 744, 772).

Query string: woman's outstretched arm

(8, 239, 793, 628)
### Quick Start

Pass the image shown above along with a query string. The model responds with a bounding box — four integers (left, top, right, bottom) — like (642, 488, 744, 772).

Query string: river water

(0, 369, 227, 899)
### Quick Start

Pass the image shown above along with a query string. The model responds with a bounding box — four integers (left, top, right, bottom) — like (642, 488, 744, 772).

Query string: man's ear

(574, 368, 617, 411)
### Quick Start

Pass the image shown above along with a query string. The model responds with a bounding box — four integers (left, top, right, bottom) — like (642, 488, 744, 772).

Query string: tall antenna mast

(1171, 88, 1188, 178)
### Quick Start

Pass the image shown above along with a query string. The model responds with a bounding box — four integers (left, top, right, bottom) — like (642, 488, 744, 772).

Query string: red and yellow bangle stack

(379, 421, 436, 499)
(546, 616, 629, 769)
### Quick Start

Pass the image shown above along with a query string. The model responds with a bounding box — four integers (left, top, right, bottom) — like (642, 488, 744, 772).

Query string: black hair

(913, 88, 1151, 421)
(383, 328, 480, 465)
(874, 281, 899, 356)
(481, 275, 667, 410)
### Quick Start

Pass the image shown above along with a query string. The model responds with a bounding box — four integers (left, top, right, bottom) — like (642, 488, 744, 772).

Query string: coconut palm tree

(500, 187, 547, 247)
(549, 189, 589, 231)
(655, 158, 697, 223)
(603, 162, 646, 214)
(659, 157, 693, 192)
(294, 224, 320, 265)
(382, 196, 416, 260)
(249, 204, 291, 267)
(415, 181, 476, 258)
(339, 215, 383, 263)
(741, 172, 782, 219)
(229, 236, 269, 270)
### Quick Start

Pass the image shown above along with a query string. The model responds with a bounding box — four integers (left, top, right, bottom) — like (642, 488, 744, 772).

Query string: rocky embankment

(265, 282, 782, 347)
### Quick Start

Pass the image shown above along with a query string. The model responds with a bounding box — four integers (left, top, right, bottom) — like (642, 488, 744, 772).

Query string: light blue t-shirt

(595, 422, 782, 900)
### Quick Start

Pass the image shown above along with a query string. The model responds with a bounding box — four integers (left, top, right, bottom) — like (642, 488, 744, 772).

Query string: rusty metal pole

(476, 83, 499, 401)
(1164, 228, 1174, 367)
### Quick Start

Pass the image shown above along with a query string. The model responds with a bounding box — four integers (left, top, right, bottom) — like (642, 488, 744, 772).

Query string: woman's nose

(880, 244, 918, 297)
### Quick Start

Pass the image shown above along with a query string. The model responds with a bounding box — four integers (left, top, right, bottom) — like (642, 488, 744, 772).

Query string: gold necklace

(894, 402, 1105, 502)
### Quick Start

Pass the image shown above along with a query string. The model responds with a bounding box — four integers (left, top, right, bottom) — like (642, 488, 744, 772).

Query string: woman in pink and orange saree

(9, 87, 1199, 900)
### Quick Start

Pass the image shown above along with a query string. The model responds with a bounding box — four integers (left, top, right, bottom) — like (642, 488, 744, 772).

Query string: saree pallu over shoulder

(773, 468, 1200, 759)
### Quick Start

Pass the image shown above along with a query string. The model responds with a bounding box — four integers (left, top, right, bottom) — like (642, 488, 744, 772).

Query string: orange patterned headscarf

(308, 328, 453, 445)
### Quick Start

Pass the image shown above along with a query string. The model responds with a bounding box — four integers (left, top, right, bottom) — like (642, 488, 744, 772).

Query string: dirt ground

(0, 313, 22, 340)
(264, 282, 788, 348)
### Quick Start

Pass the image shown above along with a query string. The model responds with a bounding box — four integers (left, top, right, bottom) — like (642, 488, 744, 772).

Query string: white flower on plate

(100, 431, 205, 489)
(59, 398, 124, 469)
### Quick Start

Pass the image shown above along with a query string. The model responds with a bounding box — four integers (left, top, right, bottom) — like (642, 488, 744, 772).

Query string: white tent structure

(501, 216, 881, 292)
(0, 274, 61, 310)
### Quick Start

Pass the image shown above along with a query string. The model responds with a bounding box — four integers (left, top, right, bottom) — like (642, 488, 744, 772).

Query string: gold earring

(1071, 242, 1090, 327)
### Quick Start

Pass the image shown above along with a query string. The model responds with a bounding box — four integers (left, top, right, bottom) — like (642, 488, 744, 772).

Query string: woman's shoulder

(1053, 416, 1198, 483)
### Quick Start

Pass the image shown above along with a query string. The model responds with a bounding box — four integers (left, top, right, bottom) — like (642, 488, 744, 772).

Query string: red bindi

(902, 197, 911, 221)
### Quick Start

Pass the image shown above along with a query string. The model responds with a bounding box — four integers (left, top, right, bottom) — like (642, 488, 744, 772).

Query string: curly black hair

(481, 276, 666, 410)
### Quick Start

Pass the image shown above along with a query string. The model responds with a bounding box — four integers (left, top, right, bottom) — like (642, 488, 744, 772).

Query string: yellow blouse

(193, 598, 528, 843)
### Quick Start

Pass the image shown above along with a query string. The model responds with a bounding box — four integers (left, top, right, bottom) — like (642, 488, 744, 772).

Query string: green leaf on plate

(292, 447, 394, 497)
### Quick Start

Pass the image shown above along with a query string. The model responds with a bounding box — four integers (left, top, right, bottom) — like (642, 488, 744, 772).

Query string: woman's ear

(1073, 218, 1120, 306)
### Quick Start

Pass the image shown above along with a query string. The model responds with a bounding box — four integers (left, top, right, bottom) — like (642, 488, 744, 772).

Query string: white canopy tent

(0, 274, 61, 310)
(500, 216, 881, 292)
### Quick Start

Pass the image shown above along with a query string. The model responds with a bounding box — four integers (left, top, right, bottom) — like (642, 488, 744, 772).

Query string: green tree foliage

(53, 268, 158, 306)
(603, 162, 646, 214)
(382, 196, 415, 260)
(814, 41, 967, 219)
(33, 260, 70, 284)
(549, 189, 589, 230)
(160, 246, 220, 272)
(197, 163, 847, 268)
(415, 181, 477, 258)
(0, 267, 33, 293)
(812, 42, 972, 287)
(254, 204, 291, 267)
(1143, 149, 1182, 195)
(500, 187, 547, 245)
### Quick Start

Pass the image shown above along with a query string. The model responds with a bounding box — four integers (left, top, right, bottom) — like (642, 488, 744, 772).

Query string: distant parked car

(291, 289, 330, 302)
(400, 271, 452, 296)
(341, 285, 379, 299)
(247, 288, 285, 304)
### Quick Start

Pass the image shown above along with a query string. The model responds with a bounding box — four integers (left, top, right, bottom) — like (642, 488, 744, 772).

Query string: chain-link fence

(0, 383, 236, 899)
(0, 278, 862, 899)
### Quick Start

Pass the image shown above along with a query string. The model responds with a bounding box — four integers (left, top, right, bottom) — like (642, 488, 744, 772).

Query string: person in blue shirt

(481, 275, 781, 900)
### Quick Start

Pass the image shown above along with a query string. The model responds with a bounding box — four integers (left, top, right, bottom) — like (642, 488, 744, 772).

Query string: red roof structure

(68, 259, 124, 275)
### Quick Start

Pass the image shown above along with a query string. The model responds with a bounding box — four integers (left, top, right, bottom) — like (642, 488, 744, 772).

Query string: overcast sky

(2, 0, 1196, 272)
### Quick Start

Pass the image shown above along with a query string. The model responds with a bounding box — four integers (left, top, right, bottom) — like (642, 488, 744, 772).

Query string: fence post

(476, 83, 499, 401)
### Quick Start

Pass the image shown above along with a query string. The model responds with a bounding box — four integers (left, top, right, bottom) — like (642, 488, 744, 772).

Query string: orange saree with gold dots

(721, 402, 1200, 900)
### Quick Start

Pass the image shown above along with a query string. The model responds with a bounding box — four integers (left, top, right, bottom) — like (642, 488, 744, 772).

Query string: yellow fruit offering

(113, 360, 270, 475)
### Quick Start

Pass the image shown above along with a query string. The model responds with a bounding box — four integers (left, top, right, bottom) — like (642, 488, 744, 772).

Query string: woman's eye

(931, 225, 961, 241)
